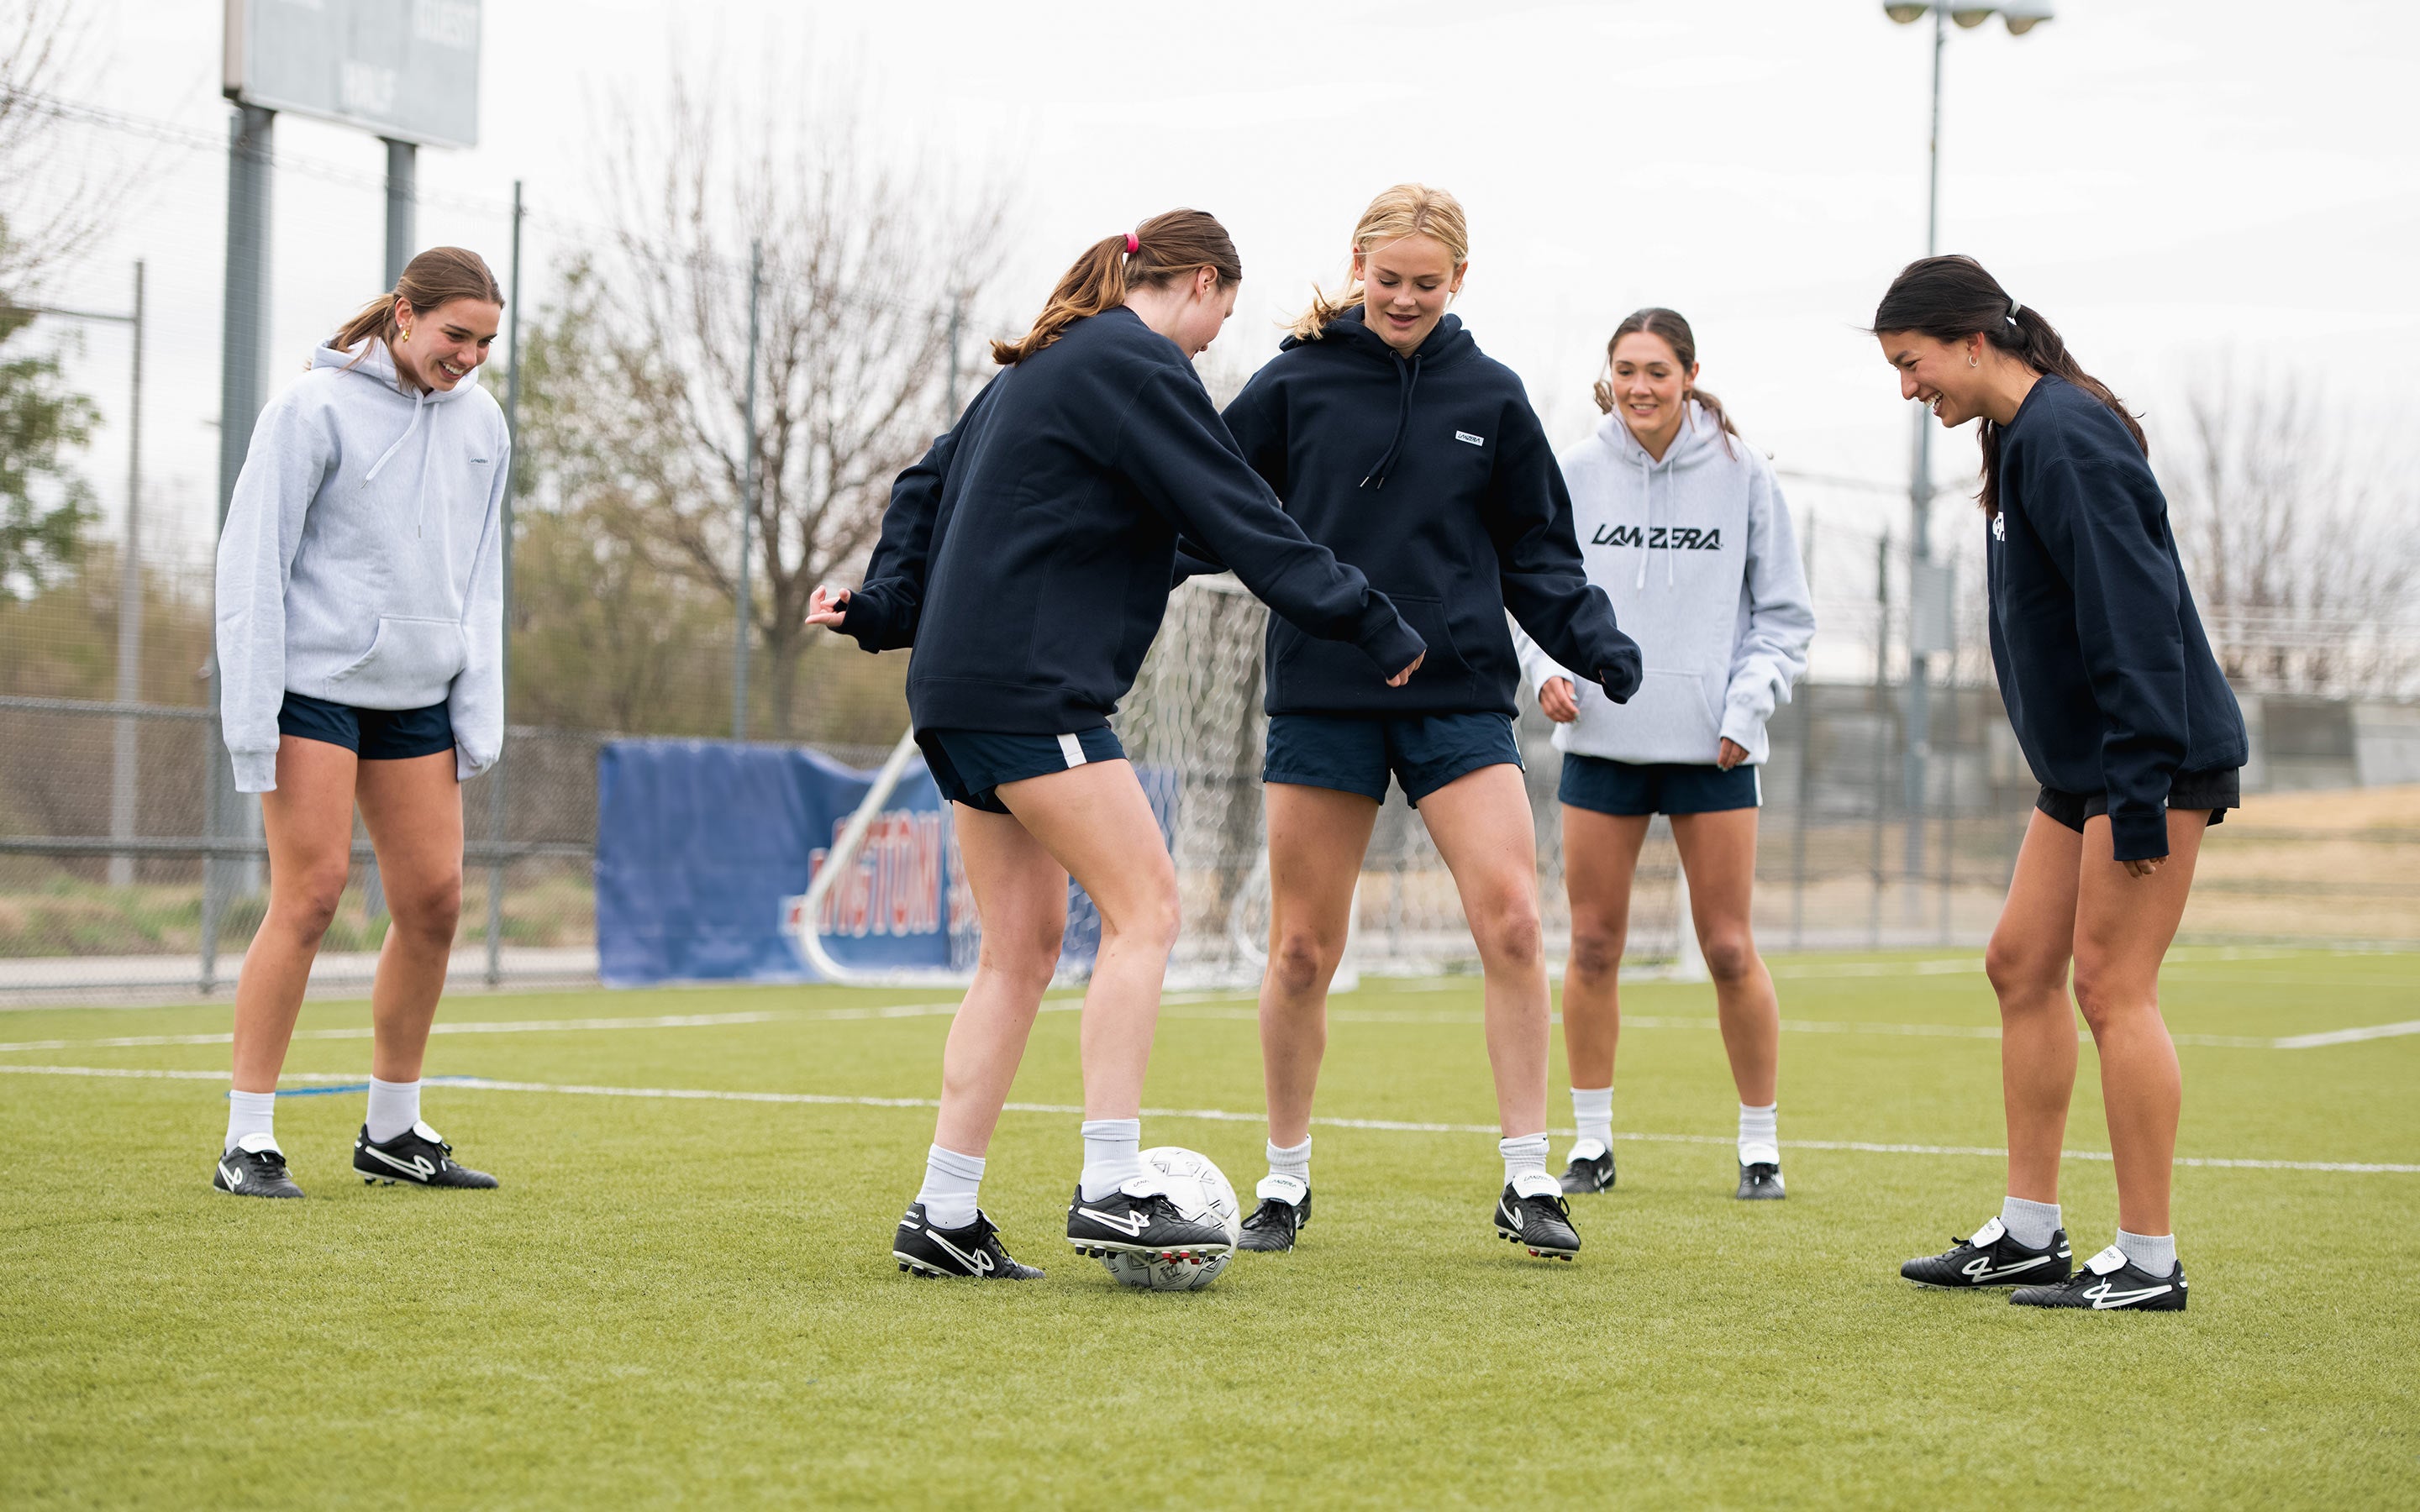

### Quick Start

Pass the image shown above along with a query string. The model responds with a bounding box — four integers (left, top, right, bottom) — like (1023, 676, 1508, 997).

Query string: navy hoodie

(1199, 307, 1641, 718)
(841, 306, 1424, 733)
(1989, 375, 2247, 861)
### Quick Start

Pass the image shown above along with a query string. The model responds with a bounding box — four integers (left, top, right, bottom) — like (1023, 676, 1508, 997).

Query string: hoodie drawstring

(1360, 352, 1423, 490)
(360, 387, 439, 538)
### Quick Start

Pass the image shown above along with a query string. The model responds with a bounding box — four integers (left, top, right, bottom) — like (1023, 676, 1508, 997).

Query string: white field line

(5, 1063, 2415, 1175)
(3, 998, 2413, 1053)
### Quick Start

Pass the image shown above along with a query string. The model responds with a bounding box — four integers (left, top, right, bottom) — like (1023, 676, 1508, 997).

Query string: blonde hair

(992, 209, 1241, 365)
(329, 246, 503, 366)
(1286, 184, 1470, 344)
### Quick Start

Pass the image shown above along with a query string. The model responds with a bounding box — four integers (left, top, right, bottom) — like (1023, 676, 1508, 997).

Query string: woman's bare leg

(2071, 811, 2206, 1237)
(229, 738, 360, 1094)
(1558, 807, 1651, 1092)
(1984, 812, 2084, 1204)
(1669, 808, 1778, 1107)
(929, 805, 1068, 1157)
(1259, 783, 1380, 1148)
(1414, 764, 1552, 1138)
(992, 759, 1181, 1121)
(352, 750, 464, 1084)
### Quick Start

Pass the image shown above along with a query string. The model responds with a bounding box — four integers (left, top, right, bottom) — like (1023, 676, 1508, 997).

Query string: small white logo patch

(1455, 431, 1484, 446)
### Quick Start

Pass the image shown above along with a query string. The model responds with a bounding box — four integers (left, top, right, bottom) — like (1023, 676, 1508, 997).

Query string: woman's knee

(980, 911, 1065, 989)
(1102, 869, 1181, 954)
(2070, 962, 2156, 1036)
(386, 867, 463, 943)
(1565, 923, 1625, 984)
(1700, 931, 1760, 984)
(1268, 927, 1344, 996)
(1473, 895, 1544, 970)
(274, 864, 350, 942)
(1985, 933, 2065, 1002)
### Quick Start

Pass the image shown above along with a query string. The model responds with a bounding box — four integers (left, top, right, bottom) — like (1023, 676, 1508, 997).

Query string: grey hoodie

(213, 339, 510, 793)
(1513, 402, 1813, 765)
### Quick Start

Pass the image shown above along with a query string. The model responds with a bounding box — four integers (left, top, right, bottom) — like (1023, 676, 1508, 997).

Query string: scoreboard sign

(223, 0, 481, 149)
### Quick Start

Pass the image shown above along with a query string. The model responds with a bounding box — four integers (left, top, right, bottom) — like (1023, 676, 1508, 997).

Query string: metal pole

(108, 261, 146, 889)
(734, 240, 761, 743)
(381, 139, 417, 287)
(1902, 2, 1946, 911)
(1789, 507, 1815, 952)
(203, 102, 275, 994)
(1870, 528, 1891, 951)
(486, 181, 523, 988)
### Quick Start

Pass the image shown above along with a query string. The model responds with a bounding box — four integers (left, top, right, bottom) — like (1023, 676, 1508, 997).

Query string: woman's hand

(805, 584, 850, 629)
(1386, 651, 1426, 688)
(1715, 738, 1749, 770)
(2123, 856, 2165, 878)
(1539, 676, 1579, 723)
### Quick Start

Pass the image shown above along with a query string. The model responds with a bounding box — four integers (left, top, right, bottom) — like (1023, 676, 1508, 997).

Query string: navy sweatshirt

(1989, 375, 2247, 861)
(1192, 307, 1640, 718)
(840, 306, 1425, 733)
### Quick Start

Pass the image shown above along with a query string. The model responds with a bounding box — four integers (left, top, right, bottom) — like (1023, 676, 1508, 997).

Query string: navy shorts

(276, 690, 454, 761)
(2036, 767, 2238, 833)
(918, 726, 1125, 816)
(1262, 711, 1520, 807)
(1559, 753, 1760, 816)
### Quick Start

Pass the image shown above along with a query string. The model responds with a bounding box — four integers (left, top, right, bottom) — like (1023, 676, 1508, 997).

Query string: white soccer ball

(1098, 1146, 1241, 1292)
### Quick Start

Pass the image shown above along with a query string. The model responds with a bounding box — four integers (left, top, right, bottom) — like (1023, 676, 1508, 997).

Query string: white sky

(30, 0, 2420, 623)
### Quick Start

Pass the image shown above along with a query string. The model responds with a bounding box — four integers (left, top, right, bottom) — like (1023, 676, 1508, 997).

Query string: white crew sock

(224, 1089, 277, 1154)
(1500, 1132, 1555, 1197)
(2116, 1228, 2178, 1278)
(1738, 1101, 1780, 1168)
(1569, 1086, 1613, 1159)
(1260, 1137, 1312, 1201)
(2000, 1195, 2063, 1250)
(1078, 1118, 1144, 1200)
(366, 1076, 421, 1142)
(916, 1144, 986, 1231)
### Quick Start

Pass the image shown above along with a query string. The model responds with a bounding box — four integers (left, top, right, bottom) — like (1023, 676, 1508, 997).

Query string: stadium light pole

(1881, 0, 2052, 919)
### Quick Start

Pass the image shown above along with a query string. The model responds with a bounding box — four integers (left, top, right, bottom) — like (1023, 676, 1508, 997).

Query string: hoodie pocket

(326, 615, 468, 706)
(1380, 595, 1474, 699)
(1613, 666, 1723, 760)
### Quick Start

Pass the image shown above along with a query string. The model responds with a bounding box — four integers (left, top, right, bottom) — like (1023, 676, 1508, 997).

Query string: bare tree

(2160, 365, 2420, 698)
(576, 54, 1008, 737)
(0, 0, 122, 301)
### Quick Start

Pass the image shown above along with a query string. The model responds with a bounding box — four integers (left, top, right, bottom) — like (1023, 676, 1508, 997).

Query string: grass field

(4, 948, 2417, 1509)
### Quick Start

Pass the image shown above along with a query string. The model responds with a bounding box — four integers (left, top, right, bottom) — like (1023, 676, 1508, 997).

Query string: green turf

(3, 948, 2416, 1509)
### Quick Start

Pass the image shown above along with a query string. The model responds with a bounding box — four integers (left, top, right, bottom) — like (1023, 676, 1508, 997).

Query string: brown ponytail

(328, 245, 504, 367)
(1871, 255, 2144, 518)
(1593, 307, 1740, 458)
(992, 209, 1242, 365)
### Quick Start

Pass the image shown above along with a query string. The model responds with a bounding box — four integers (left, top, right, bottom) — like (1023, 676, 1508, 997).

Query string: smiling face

(393, 296, 503, 392)
(1608, 330, 1696, 450)
(1355, 232, 1465, 353)
(1879, 328, 1992, 428)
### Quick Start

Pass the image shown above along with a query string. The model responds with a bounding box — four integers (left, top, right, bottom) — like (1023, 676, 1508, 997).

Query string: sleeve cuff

(1359, 613, 1428, 678)
(229, 749, 279, 794)
(455, 745, 495, 784)
(2110, 804, 2170, 863)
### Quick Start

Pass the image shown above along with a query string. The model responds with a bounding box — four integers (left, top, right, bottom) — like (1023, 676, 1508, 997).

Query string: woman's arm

(213, 393, 334, 793)
(1487, 398, 1641, 702)
(1718, 461, 1817, 761)
(448, 424, 511, 782)
(830, 393, 984, 652)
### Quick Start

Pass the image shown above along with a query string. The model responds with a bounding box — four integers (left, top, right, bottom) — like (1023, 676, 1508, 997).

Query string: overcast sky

(29, 0, 2420, 616)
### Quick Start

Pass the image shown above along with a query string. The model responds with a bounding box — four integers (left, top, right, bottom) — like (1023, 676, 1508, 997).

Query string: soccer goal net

(804, 575, 1697, 988)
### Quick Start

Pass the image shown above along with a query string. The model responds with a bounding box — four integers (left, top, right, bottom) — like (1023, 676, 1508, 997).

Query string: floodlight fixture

(1882, 2, 1930, 21)
(2000, 0, 2054, 34)
(1950, 5, 1996, 27)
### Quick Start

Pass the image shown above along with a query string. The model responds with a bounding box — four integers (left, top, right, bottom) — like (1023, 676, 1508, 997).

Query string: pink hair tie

(1123, 232, 1139, 255)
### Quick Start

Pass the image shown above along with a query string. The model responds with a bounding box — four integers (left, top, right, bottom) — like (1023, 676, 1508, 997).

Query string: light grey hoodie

(1513, 401, 1813, 765)
(214, 339, 510, 793)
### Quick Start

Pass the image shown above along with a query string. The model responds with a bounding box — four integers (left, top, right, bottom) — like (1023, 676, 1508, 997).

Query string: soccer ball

(1098, 1147, 1241, 1292)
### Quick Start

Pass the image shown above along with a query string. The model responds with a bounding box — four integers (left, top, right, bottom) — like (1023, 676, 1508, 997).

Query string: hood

(1597, 399, 1733, 590)
(1280, 305, 1478, 490)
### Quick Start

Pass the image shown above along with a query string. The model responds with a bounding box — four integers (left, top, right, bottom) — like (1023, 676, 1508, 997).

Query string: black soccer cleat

(353, 1122, 499, 1189)
(1560, 1142, 1617, 1194)
(1902, 1216, 2072, 1289)
(892, 1203, 1044, 1280)
(1065, 1179, 1233, 1261)
(1735, 1161, 1786, 1200)
(1494, 1182, 1581, 1261)
(213, 1137, 305, 1199)
(1238, 1178, 1312, 1253)
(2010, 1245, 2186, 1312)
